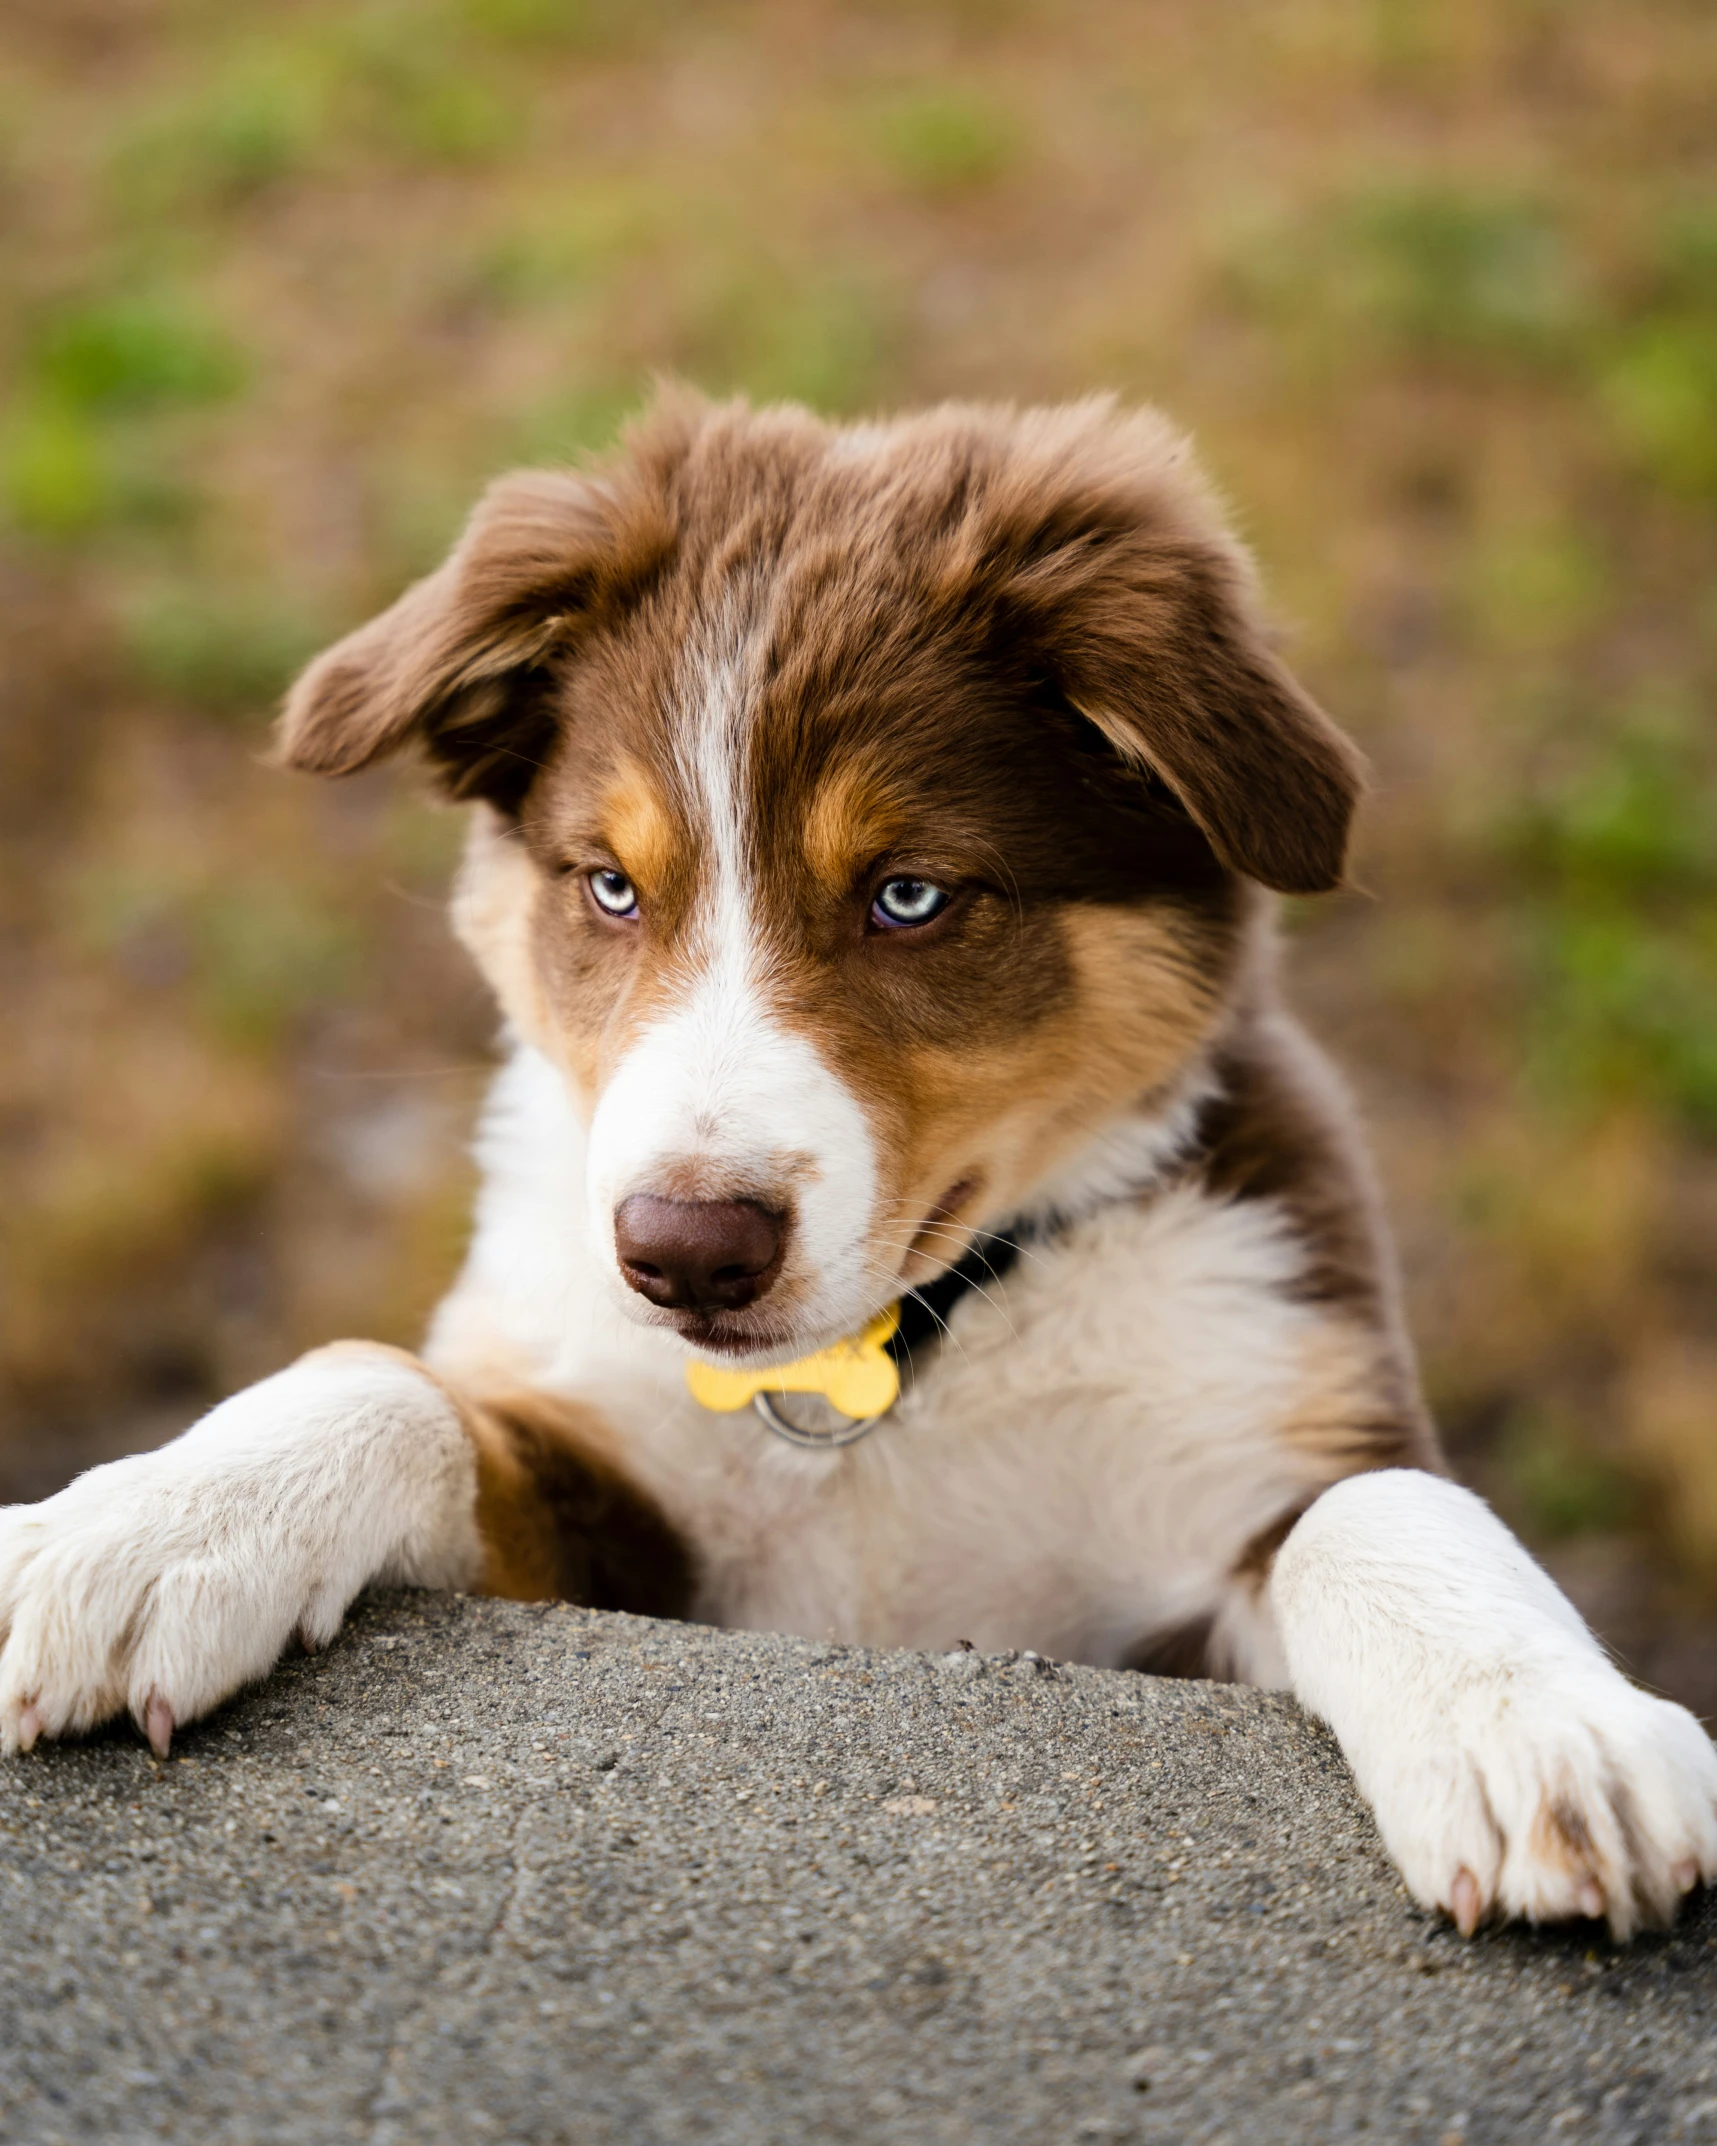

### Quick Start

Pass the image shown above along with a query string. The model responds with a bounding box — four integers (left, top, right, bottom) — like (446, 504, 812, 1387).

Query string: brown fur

(279, 387, 1429, 1610)
(599, 759, 682, 899)
(1231, 1506, 1312, 1591)
(1192, 995, 1439, 1478)
(465, 1389, 693, 1617)
(323, 1341, 693, 1613)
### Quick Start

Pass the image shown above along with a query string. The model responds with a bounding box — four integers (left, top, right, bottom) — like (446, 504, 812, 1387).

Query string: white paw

(1366, 1657, 1717, 1940)
(0, 1346, 478, 1757)
(1273, 1470, 1717, 1943)
(0, 1450, 316, 1757)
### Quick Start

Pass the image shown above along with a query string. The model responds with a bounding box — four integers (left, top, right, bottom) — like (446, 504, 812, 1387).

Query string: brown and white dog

(2, 391, 1714, 1940)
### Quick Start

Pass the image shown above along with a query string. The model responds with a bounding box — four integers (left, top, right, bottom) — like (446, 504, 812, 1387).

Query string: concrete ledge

(2, 1591, 1714, 2144)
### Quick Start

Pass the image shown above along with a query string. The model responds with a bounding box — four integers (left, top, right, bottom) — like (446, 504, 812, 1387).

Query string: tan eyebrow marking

(600, 759, 681, 892)
(802, 763, 907, 896)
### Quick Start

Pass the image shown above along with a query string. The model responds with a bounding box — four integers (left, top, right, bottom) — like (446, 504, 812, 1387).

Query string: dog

(2, 390, 1713, 1941)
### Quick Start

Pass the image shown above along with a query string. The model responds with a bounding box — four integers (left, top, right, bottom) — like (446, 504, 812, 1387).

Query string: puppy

(2, 390, 1713, 1940)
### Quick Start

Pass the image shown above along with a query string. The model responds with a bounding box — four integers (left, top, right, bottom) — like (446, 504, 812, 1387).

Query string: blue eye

(871, 877, 950, 930)
(589, 868, 640, 920)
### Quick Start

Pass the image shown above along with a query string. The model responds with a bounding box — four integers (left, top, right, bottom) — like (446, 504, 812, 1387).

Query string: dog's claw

(143, 1692, 174, 1760)
(1577, 1879, 1605, 1922)
(16, 1701, 41, 1754)
(1449, 1865, 1483, 1938)
(1672, 1858, 1700, 1895)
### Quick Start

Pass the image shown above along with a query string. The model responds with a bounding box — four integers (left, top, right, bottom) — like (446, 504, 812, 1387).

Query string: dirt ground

(1, 0, 1714, 1704)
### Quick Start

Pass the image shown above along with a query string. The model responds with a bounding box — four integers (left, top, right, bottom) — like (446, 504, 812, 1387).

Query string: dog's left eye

(871, 877, 950, 930)
(588, 869, 640, 920)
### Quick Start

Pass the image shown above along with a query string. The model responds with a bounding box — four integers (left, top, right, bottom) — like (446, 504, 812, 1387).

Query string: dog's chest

(619, 1187, 1341, 1666)
(429, 1051, 1347, 1668)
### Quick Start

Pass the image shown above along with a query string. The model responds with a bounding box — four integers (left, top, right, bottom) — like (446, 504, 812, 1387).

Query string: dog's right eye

(588, 869, 640, 921)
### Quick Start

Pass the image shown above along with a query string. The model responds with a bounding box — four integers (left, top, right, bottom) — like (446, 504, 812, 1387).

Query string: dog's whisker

(870, 1217, 1051, 1276)
(483, 742, 558, 781)
(949, 1278, 1021, 1345)
(871, 1247, 1022, 1346)
(896, 1286, 975, 1367)
(381, 878, 461, 914)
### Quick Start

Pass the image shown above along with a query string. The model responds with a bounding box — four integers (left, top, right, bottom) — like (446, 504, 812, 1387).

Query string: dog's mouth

(641, 1292, 848, 1366)
(663, 1309, 805, 1360)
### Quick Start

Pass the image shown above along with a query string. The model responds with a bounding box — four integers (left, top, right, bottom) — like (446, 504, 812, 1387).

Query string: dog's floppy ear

(978, 403, 1365, 895)
(276, 465, 674, 811)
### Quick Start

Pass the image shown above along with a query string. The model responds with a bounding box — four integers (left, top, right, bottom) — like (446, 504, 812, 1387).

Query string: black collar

(886, 1229, 1026, 1376)
(745, 1225, 1034, 1449)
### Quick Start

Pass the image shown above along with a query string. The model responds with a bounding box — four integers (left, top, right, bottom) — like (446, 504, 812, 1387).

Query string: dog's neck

(427, 1038, 1222, 1415)
(997, 1056, 1217, 1244)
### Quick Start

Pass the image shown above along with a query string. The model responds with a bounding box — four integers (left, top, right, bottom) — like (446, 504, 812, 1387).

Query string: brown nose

(613, 1195, 785, 1313)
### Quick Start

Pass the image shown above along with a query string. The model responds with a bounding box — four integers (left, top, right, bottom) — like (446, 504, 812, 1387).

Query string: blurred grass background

(1, 0, 1715, 1703)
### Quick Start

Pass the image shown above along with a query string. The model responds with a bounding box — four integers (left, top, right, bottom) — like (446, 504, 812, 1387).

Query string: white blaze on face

(583, 609, 880, 1353)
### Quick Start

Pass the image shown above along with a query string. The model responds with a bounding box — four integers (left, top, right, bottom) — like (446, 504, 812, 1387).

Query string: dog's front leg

(0, 1343, 480, 1756)
(1270, 1468, 1717, 1938)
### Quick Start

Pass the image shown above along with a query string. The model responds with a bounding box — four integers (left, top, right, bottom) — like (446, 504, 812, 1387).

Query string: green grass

(70, 862, 361, 1049)
(1499, 708, 1717, 1133)
(1228, 179, 1582, 369)
(471, 182, 665, 308)
(1458, 522, 1604, 657)
(120, 585, 331, 717)
(106, 57, 328, 216)
(191, 881, 361, 1047)
(31, 298, 245, 412)
(1596, 212, 1717, 499)
(2, 294, 241, 539)
(0, 399, 110, 538)
(506, 378, 652, 465)
(1348, 186, 1578, 358)
(1498, 1408, 1638, 1541)
(681, 261, 899, 413)
(1602, 322, 1717, 499)
(871, 88, 1020, 197)
(456, 0, 656, 49)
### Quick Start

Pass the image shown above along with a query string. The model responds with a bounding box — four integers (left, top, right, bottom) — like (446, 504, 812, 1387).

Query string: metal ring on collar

(751, 1391, 887, 1450)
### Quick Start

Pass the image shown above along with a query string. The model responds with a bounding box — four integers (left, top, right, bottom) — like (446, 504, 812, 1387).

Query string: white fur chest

(427, 1048, 1342, 1673)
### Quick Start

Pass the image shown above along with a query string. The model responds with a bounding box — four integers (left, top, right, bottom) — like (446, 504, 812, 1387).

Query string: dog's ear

(976, 403, 1365, 895)
(276, 466, 675, 812)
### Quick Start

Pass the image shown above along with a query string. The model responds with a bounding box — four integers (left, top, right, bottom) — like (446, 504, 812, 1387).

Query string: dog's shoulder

(1189, 993, 1442, 1472)
(1169, 991, 1443, 1484)
(1193, 996, 1423, 1339)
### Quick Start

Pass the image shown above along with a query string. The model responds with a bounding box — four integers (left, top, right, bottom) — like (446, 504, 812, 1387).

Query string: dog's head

(280, 391, 1361, 1361)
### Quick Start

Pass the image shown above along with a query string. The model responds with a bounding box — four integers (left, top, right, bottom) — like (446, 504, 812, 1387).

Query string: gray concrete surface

(2, 1591, 1714, 2146)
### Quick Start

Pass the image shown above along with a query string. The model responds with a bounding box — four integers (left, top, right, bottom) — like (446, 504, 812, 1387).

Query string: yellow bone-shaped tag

(685, 1304, 901, 1421)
